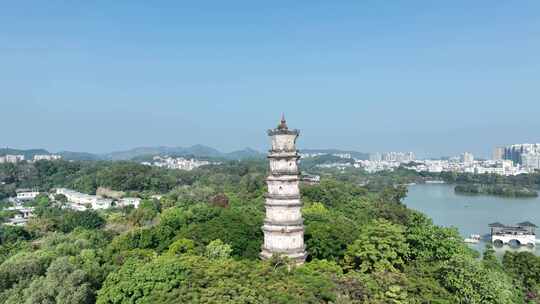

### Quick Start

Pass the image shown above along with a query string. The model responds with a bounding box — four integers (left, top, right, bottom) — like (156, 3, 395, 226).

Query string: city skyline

(1, 2, 539, 156)
(2, 141, 540, 161)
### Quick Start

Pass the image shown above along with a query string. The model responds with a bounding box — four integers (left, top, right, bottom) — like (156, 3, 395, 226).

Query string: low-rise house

(33, 154, 62, 161)
(0, 155, 25, 164)
(6, 215, 29, 226)
(117, 197, 141, 208)
(55, 188, 137, 211)
(93, 198, 114, 210)
(56, 188, 112, 210)
(4, 206, 34, 226)
(301, 174, 321, 185)
(69, 203, 89, 211)
(16, 189, 41, 201)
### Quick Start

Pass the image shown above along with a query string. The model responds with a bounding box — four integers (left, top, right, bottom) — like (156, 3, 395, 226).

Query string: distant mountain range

(1, 146, 369, 161)
(57, 151, 103, 161)
(104, 145, 265, 161)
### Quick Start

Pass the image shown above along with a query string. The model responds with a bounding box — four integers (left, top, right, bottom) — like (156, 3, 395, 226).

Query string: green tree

(126, 199, 160, 226)
(343, 219, 409, 273)
(59, 210, 106, 233)
(97, 255, 338, 304)
(22, 257, 95, 304)
(503, 251, 540, 299)
(338, 271, 411, 304)
(175, 205, 263, 259)
(54, 193, 68, 203)
(303, 202, 359, 261)
(166, 238, 196, 256)
(482, 244, 500, 270)
(205, 239, 232, 259)
(438, 255, 517, 304)
(406, 211, 470, 262)
(0, 226, 31, 245)
(0, 251, 54, 292)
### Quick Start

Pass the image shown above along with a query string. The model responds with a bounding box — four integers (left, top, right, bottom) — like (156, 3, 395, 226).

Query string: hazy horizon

(0, 140, 529, 160)
(1, 2, 539, 158)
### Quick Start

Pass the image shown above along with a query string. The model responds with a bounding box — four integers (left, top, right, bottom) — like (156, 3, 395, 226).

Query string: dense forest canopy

(0, 160, 540, 303)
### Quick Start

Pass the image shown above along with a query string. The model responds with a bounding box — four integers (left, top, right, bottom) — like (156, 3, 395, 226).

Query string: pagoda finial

(278, 113, 288, 130)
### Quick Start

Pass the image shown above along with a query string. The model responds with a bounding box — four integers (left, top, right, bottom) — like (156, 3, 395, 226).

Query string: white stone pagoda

(260, 115, 307, 264)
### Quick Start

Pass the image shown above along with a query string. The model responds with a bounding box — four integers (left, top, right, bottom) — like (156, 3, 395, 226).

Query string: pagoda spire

(278, 113, 288, 130)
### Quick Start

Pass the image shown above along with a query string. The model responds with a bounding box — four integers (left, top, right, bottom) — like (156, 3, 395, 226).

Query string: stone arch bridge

(489, 221, 537, 247)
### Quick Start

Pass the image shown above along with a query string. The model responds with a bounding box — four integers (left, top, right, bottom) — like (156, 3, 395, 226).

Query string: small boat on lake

(425, 180, 445, 184)
(464, 234, 481, 244)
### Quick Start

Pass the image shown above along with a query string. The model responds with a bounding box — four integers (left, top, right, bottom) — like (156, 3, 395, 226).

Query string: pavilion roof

(517, 221, 538, 228)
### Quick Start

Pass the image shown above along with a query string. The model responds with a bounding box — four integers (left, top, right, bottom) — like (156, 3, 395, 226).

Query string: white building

(301, 174, 321, 185)
(379, 152, 415, 163)
(33, 154, 62, 161)
(55, 188, 113, 210)
(16, 189, 41, 201)
(0, 155, 25, 164)
(402, 158, 527, 176)
(332, 153, 352, 159)
(475, 166, 504, 175)
(522, 153, 540, 170)
(316, 163, 353, 170)
(55, 188, 140, 210)
(146, 156, 213, 171)
(117, 197, 141, 208)
(298, 152, 325, 158)
(92, 198, 114, 210)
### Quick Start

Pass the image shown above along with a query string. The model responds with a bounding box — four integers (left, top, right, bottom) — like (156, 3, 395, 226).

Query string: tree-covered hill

(0, 160, 539, 303)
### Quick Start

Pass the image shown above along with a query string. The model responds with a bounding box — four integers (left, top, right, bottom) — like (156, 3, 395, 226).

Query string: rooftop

(489, 222, 537, 228)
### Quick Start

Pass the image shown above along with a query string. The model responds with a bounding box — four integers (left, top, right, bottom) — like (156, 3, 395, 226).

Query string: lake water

(404, 184, 540, 256)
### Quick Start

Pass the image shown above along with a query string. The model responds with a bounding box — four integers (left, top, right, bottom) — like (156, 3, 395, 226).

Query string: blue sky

(1, 1, 539, 157)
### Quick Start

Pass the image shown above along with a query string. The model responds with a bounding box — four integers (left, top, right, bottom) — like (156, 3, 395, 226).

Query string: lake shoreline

(404, 184, 540, 256)
(454, 183, 539, 198)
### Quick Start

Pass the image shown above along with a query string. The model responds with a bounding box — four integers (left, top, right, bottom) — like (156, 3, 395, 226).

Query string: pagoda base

(260, 247, 307, 265)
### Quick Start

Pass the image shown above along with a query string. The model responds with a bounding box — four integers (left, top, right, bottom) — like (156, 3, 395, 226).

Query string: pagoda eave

(264, 193, 301, 200)
(267, 129, 300, 136)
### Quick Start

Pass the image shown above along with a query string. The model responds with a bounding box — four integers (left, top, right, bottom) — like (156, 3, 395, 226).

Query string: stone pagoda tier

(260, 115, 307, 264)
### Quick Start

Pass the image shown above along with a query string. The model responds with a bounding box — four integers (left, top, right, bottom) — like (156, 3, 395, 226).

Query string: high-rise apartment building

(492, 147, 504, 161)
(503, 144, 540, 165)
(369, 153, 382, 162)
(522, 153, 540, 170)
(381, 152, 415, 163)
(461, 152, 474, 163)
